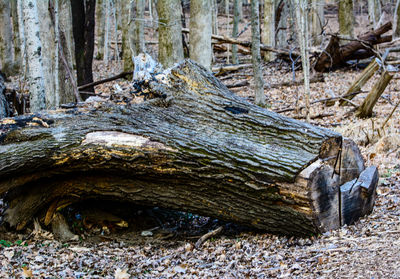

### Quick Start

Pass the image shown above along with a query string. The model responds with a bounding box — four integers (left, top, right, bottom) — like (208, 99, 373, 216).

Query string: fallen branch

(78, 71, 133, 91)
(212, 64, 253, 76)
(182, 28, 299, 57)
(195, 226, 223, 248)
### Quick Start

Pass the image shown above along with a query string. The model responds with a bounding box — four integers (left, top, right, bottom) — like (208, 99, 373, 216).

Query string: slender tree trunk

(275, 0, 288, 48)
(339, 0, 354, 37)
(104, 0, 110, 64)
(22, 0, 46, 112)
(71, 0, 96, 95)
(17, 0, 26, 74)
(368, 0, 381, 28)
(112, 0, 119, 61)
(262, 0, 275, 61)
(294, 0, 310, 121)
(95, 0, 105, 60)
(10, 0, 21, 70)
(251, 0, 265, 106)
(189, 0, 212, 70)
(122, 0, 135, 72)
(310, 0, 324, 45)
(136, 0, 146, 53)
(232, 0, 240, 64)
(238, 0, 243, 20)
(0, 0, 15, 76)
(394, 0, 400, 39)
(212, 0, 218, 35)
(157, 0, 184, 68)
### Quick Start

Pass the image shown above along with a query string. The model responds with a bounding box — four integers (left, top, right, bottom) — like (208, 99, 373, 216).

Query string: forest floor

(2, 7, 400, 279)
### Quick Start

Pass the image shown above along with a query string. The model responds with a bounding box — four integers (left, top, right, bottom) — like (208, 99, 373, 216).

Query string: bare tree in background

(0, 0, 16, 76)
(232, 0, 240, 64)
(262, 0, 275, 62)
(251, 0, 266, 106)
(21, 0, 46, 112)
(368, 0, 381, 28)
(157, 0, 184, 68)
(136, 0, 146, 53)
(394, 0, 400, 39)
(294, 0, 310, 121)
(95, 0, 105, 59)
(339, 0, 354, 37)
(122, 0, 135, 72)
(310, 0, 324, 46)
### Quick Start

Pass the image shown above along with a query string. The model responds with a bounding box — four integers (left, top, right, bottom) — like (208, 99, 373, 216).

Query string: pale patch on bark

(82, 131, 175, 151)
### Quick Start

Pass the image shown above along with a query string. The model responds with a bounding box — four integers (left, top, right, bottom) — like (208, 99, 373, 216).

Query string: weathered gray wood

(0, 59, 378, 236)
(0, 75, 9, 118)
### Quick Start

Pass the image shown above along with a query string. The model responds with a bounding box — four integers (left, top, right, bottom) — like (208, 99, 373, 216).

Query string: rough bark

(0, 74, 10, 118)
(22, 0, 46, 112)
(121, 0, 135, 72)
(0, 59, 378, 236)
(157, 0, 184, 68)
(0, 0, 15, 76)
(338, 0, 354, 37)
(10, 0, 21, 71)
(71, 0, 96, 96)
(251, 0, 265, 106)
(189, 0, 212, 70)
(262, 0, 275, 61)
(315, 22, 392, 72)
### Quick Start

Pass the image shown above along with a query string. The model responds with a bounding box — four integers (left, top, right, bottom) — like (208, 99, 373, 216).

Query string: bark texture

(122, 0, 135, 72)
(395, 0, 400, 39)
(136, 0, 145, 53)
(0, 0, 15, 76)
(157, 0, 184, 68)
(338, 0, 354, 37)
(251, 0, 265, 106)
(262, 0, 275, 61)
(71, 0, 96, 95)
(0, 59, 378, 236)
(189, 0, 212, 70)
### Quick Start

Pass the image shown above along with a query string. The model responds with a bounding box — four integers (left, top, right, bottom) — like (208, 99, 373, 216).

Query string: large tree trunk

(0, 59, 378, 236)
(22, 0, 46, 112)
(189, 0, 212, 70)
(71, 0, 96, 96)
(157, 0, 184, 68)
(338, 0, 354, 37)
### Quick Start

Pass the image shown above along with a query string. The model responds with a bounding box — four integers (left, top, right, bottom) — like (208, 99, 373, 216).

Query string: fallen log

(315, 22, 392, 72)
(0, 59, 378, 236)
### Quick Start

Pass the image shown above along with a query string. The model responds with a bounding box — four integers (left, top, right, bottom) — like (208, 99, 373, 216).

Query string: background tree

(394, 0, 400, 38)
(122, 0, 135, 72)
(339, 0, 354, 37)
(21, 0, 46, 112)
(157, 0, 184, 68)
(71, 0, 96, 96)
(0, 0, 16, 76)
(310, 0, 324, 45)
(189, 0, 212, 70)
(136, 0, 146, 53)
(261, 0, 275, 61)
(232, 0, 240, 64)
(251, 0, 266, 106)
(95, 0, 105, 60)
(10, 0, 21, 70)
(368, 0, 381, 28)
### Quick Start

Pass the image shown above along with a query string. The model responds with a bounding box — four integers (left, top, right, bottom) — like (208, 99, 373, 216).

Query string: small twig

(195, 226, 223, 248)
(380, 99, 400, 130)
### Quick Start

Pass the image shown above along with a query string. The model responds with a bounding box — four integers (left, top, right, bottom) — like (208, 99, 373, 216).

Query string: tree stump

(0, 59, 378, 236)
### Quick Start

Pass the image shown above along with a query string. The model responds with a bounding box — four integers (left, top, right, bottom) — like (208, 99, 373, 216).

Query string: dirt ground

(1, 4, 400, 278)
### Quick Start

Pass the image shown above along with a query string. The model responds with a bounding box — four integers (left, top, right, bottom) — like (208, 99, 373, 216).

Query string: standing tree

(261, 0, 275, 61)
(95, 0, 105, 60)
(157, 0, 184, 68)
(0, 0, 16, 76)
(189, 0, 212, 70)
(339, 0, 354, 37)
(71, 0, 96, 96)
(310, 0, 324, 45)
(136, 0, 145, 53)
(251, 0, 265, 106)
(10, 0, 21, 70)
(294, 0, 311, 121)
(368, 0, 381, 28)
(21, 0, 46, 112)
(232, 0, 240, 64)
(121, 0, 135, 72)
(394, 0, 400, 39)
